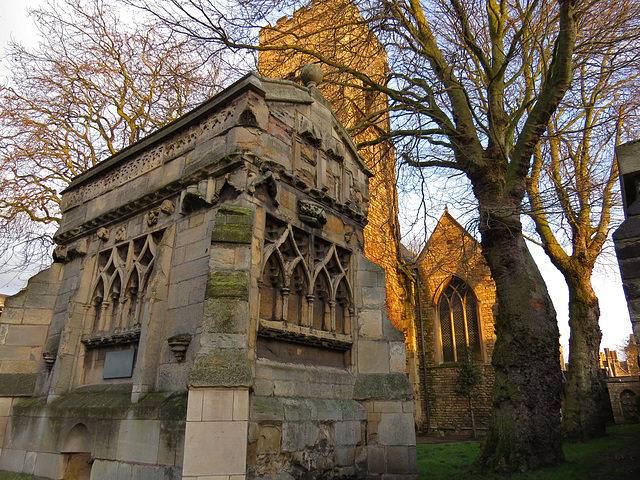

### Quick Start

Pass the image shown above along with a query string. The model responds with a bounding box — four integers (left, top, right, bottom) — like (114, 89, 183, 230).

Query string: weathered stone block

(250, 396, 284, 422)
(353, 373, 413, 401)
(188, 350, 252, 388)
(377, 413, 415, 446)
(0, 448, 26, 473)
(358, 340, 389, 374)
(373, 401, 403, 414)
(0, 309, 23, 325)
(389, 342, 407, 374)
(0, 373, 37, 396)
(386, 445, 418, 474)
(283, 399, 315, 422)
(131, 464, 181, 480)
(33, 451, 63, 479)
(23, 451, 37, 475)
(205, 271, 250, 299)
(257, 425, 281, 454)
(358, 310, 383, 338)
(116, 419, 161, 464)
(367, 446, 385, 474)
(281, 422, 319, 452)
(203, 298, 249, 334)
(211, 206, 254, 244)
(334, 420, 362, 446)
(158, 420, 185, 467)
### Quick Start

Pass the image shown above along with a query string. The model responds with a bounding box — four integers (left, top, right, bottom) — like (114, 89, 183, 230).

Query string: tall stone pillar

(613, 139, 640, 341)
(182, 205, 255, 479)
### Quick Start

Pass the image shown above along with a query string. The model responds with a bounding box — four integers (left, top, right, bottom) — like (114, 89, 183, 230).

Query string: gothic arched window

(437, 277, 482, 363)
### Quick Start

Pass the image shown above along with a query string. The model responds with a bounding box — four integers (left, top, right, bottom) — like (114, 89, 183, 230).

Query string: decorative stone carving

(52, 246, 68, 263)
(42, 351, 57, 370)
(298, 200, 327, 227)
(160, 199, 175, 215)
(181, 183, 211, 214)
(164, 125, 201, 162)
(52, 239, 88, 263)
(248, 169, 279, 205)
(147, 208, 161, 227)
(115, 226, 127, 242)
(96, 227, 109, 242)
(167, 333, 192, 362)
(66, 145, 164, 209)
(81, 325, 142, 349)
(300, 63, 324, 88)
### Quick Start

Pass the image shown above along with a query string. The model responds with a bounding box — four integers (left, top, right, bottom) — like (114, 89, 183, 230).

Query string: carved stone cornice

(81, 324, 142, 349)
(258, 319, 352, 352)
(54, 155, 244, 245)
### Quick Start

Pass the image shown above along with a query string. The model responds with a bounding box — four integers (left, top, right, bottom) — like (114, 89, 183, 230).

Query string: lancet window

(437, 276, 482, 363)
(259, 215, 353, 338)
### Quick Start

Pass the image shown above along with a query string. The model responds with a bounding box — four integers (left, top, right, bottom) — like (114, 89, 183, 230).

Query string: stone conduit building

(0, 73, 417, 479)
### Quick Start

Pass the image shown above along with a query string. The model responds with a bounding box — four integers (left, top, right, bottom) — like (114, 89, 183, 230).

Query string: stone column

(614, 140, 640, 341)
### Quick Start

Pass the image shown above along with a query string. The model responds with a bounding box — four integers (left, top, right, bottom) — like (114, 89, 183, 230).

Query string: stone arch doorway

(61, 423, 92, 480)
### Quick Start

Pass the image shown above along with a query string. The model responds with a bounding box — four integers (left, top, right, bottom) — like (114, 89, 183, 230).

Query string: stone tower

(258, 0, 406, 331)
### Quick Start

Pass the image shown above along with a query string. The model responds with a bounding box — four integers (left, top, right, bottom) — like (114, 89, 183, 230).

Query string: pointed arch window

(257, 215, 353, 352)
(438, 277, 482, 362)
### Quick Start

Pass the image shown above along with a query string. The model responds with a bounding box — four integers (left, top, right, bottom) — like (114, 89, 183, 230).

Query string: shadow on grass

(418, 424, 640, 479)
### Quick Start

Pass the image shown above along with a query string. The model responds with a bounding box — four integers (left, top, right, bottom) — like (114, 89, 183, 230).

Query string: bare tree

(131, 0, 584, 473)
(0, 0, 222, 276)
(525, 0, 640, 441)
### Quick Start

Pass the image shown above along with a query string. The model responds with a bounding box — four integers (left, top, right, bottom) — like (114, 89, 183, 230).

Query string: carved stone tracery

(84, 230, 164, 345)
(258, 215, 353, 349)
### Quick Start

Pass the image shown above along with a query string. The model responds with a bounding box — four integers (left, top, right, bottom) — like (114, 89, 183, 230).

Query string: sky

(0, 0, 634, 356)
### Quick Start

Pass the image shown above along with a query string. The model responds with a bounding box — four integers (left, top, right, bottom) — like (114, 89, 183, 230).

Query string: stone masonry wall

(426, 365, 494, 434)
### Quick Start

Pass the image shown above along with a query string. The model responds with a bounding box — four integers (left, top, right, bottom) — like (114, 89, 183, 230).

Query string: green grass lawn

(418, 424, 640, 479)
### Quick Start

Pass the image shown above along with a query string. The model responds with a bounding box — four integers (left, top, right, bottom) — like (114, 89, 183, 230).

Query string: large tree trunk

(561, 268, 607, 441)
(474, 201, 565, 473)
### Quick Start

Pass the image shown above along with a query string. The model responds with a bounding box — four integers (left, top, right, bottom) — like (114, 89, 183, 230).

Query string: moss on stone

(211, 206, 254, 244)
(203, 298, 248, 334)
(353, 373, 413, 400)
(158, 392, 188, 420)
(188, 349, 252, 388)
(47, 391, 132, 419)
(0, 373, 37, 396)
(0, 472, 50, 480)
(205, 271, 249, 298)
(250, 396, 285, 421)
(12, 396, 46, 416)
(13, 391, 188, 422)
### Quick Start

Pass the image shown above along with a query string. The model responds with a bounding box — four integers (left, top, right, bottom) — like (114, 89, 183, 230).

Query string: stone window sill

(258, 318, 352, 351)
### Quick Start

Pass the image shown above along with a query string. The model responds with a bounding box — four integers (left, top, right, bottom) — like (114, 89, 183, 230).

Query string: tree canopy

(0, 0, 221, 271)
